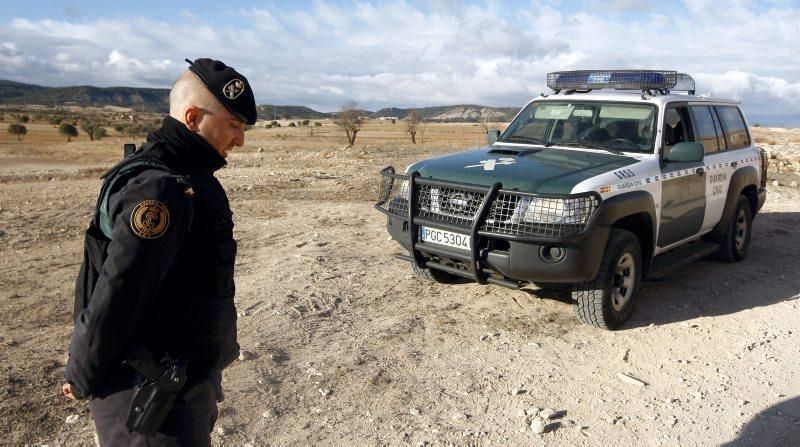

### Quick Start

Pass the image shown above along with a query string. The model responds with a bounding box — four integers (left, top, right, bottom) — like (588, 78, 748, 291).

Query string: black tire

(411, 263, 463, 283)
(717, 195, 752, 263)
(572, 228, 642, 330)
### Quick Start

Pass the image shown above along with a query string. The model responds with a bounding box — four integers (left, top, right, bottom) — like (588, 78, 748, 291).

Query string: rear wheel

(573, 228, 642, 329)
(412, 263, 463, 283)
(717, 195, 752, 262)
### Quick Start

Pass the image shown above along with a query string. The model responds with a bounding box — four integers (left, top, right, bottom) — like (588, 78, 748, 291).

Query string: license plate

(419, 226, 470, 250)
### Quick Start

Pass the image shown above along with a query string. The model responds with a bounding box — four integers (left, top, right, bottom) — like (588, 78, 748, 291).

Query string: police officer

(62, 58, 256, 445)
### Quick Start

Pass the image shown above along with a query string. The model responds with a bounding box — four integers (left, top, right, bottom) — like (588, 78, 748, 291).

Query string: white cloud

(0, 1, 798, 123)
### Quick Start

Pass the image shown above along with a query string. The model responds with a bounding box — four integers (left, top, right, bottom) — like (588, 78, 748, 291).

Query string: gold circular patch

(130, 200, 170, 239)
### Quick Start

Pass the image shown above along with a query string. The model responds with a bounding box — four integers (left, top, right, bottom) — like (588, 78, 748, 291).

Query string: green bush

(93, 127, 108, 140)
(314, 122, 322, 126)
(7, 123, 27, 140)
(59, 123, 79, 142)
(288, 122, 296, 127)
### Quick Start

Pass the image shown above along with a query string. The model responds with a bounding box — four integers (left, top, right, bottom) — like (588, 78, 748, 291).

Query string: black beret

(185, 58, 257, 125)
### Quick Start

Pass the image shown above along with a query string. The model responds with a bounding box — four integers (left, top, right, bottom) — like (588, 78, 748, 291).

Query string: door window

(690, 106, 720, 154)
(663, 107, 693, 158)
(716, 106, 751, 149)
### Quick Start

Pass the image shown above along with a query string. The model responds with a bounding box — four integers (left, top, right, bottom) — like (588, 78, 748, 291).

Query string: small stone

(410, 407, 422, 416)
(526, 407, 542, 416)
(617, 372, 647, 387)
(319, 388, 331, 397)
(791, 181, 798, 187)
(480, 334, 489, 341)
(772, 180, 780, 186)
(65, 414, 80, 424)
(539, 408, 558, 419)
(530, 417, 547, 434)
(739, 399, 749, 406)
(452, 412, 468, 421)
(217, 425, 232, 436)
(511, 388, 525, 395)
(239, 351, 254, 361)
(262, 408, 278, 419)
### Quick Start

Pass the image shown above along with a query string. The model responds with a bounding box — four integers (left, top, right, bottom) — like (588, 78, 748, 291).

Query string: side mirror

(123, 143, 136, 158)
(667, 142, 704, 163)
(487, 130, 501, 145)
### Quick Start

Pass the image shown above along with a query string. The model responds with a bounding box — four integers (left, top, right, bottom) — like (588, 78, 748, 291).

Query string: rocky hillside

(371, 104, 519, 121)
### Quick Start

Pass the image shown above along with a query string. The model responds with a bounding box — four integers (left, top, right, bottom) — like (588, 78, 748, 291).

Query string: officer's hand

(61, 383, 77, 400)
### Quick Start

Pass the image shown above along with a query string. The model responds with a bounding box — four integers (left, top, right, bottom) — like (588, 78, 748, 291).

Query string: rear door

(657, 106, 706, 248)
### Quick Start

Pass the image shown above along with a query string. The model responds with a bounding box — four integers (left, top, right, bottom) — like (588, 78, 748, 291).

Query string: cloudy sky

(1, 0, 799, 124)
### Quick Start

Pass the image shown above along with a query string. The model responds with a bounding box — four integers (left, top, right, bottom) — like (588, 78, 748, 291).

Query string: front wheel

(572, 228, 642, 329)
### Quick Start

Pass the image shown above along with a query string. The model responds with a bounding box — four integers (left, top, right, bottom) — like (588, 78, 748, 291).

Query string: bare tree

(479, 110, 504, 134)
(335, 101, 363, 147)
(405, 110, 420, 144)
(80, 117, 102, 142)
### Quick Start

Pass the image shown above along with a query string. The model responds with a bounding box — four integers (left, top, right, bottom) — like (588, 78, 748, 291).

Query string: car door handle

(696, 168, 705, 176)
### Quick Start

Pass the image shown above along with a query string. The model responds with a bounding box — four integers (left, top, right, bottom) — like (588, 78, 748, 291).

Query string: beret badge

(223, 79, 245, 100)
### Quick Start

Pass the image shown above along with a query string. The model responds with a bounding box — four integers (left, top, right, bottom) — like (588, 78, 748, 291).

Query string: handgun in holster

(122, 347, 187, 436)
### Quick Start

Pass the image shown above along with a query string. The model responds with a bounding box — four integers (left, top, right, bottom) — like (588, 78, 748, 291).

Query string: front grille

(418, 185, 485, 227)
(376, 168, 601, 239)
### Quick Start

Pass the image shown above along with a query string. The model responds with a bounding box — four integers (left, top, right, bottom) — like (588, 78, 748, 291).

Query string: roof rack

(546, 70, 696, 95)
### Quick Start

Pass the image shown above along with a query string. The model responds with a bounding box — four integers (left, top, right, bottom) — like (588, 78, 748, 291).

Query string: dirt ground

(1, 120, 799, 446)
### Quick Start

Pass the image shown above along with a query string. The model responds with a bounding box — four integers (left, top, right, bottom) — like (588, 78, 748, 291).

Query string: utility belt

(122, 347, 223, 436)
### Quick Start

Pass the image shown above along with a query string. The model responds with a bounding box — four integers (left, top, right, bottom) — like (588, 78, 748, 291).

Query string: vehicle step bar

(648, 240, 720, 279)
(394, 253, 522, 290)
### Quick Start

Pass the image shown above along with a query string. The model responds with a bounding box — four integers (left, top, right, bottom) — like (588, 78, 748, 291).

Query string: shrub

(18, 115, 29, 124)
(93, 127, 108, 140)
(270, 121, 278, 126)
(59, 123, 79, 142)
(49, 115, 63, 126)
(314, 122, 322, 126)
(7, 123, 27, 140)
(302, 119, 310, 126)
(288, 122, 296, 127)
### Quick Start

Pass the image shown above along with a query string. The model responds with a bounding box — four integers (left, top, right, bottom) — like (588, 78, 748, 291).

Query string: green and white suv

(376, 70, 767, 329)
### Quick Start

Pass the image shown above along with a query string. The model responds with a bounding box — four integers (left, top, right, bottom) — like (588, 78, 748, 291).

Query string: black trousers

(89, 370, 218, 447)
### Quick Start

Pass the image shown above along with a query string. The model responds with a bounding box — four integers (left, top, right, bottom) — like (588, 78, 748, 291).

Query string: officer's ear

(184, 106, 201, 131)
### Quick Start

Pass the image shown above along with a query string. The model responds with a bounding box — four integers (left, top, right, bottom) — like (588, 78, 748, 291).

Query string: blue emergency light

(547, 70, 695, 94)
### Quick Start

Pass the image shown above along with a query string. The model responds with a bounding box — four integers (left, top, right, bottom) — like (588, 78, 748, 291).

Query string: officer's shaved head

(169, 71, 223, 123)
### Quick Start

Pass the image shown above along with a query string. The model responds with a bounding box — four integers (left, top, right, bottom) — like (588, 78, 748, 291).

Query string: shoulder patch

(130, 200, 170, 239)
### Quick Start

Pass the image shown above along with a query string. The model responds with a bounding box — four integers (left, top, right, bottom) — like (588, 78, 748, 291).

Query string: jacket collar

(144, 116, 227, 174)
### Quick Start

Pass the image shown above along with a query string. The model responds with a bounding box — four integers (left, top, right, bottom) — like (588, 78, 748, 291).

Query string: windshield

(498, 100, 658, 153)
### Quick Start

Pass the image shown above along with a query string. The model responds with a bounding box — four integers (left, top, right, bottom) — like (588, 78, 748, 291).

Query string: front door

(658, 107, 706, 248)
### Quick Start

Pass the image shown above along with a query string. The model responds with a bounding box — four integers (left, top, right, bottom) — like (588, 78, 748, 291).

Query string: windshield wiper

(499, 135, 551, 146)
(592, 143, 626, 155)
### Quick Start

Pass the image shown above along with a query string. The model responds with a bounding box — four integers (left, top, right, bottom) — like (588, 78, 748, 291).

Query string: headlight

(514, 196, 595, 225)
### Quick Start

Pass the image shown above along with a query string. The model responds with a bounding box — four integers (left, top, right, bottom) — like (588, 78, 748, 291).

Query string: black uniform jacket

(67, 116, 239, 398)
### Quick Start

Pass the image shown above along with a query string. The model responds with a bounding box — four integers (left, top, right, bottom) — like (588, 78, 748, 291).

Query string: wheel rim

(611, 253, 636, 311)
(734, 209, 748, 251)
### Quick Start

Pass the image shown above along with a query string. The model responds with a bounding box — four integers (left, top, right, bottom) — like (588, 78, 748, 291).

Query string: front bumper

(376, 167, 608, 287)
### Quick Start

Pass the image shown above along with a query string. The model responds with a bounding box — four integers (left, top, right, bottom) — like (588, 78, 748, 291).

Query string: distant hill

(371, 104, 519, 121)
(256, 104, 330, 120)
(0, 80, 169, 112)
(0, 79, 519, 121)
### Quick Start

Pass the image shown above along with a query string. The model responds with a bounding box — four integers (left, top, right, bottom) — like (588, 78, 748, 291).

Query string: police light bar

(547, 70, 683, 92)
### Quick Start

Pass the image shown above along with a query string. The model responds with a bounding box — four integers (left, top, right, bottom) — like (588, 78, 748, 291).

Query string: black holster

(122, 347, 187, 436)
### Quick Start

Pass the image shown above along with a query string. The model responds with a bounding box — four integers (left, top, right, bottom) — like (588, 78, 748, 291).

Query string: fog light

(539, 244, 566, 263)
